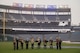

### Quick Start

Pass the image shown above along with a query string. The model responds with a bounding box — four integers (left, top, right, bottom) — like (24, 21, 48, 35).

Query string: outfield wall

(0, 31, 80, 42)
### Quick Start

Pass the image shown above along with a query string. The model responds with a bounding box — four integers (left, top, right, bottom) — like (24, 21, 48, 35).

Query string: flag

(36, 5, 45, 8)
(24, 4, 34, 8)
(13, 3, 23, 7)
(47, 5, 56, 9)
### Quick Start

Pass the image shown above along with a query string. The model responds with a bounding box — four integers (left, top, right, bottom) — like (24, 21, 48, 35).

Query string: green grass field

(0, 42, 80, 53)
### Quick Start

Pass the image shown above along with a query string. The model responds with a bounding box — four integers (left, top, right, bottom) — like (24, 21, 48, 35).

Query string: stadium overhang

(12, 28, 71, 32)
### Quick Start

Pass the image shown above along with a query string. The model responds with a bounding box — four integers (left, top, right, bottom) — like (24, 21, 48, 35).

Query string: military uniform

(49, 39, 53, 49)
(43, 38, 48, 49)
(56, 37, 62, 50)
(20, 39, 24, 49)
(37, 38, 41, 49)
(31, 38, 34, 49)
(13, 40, 16, 50)
(16, 38, 19, 50)
(25, 39, 29, 49)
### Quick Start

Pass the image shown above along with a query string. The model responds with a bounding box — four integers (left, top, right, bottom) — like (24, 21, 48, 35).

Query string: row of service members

(13, 37, 62, 50)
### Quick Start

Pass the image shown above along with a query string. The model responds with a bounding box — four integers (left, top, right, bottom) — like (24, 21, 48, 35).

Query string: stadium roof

(0, 5, 70, 12)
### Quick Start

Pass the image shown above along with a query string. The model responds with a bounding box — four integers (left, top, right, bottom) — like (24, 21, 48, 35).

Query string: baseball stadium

(0, 1, 80, 53)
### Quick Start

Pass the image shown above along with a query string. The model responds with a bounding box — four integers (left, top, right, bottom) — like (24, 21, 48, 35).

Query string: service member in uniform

(25, 38, 29, 49)
(30, 37, 34, 49)
(37, 37, 41, 49)
(16, 37, 19, 50)
(49, 37, 53, 49)
(59, 37, 62, 50)
(43, 37, 48, 49)
(56, 36, 62, 50)
(20, 38, 24, 49)
(13, 36, 16, 50)
(56, 36, 59, 50)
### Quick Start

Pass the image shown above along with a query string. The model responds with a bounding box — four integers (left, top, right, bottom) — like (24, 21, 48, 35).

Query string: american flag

(47, 5, 56, 9)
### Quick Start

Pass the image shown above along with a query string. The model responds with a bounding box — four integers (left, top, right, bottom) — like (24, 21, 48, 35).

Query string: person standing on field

(49, 37, 53, 49)
(56, 36, 62, 50)
(43, 37, 48, 49)
(25, 38, 29, 49)
(37, 37, 41, 49)
(20, 38, 24, 49)
(30, 37, 34, 49)
(13, 36, 16, 50)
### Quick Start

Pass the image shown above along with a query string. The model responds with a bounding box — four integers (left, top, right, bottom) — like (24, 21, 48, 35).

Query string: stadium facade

(0, 4, 80, 42)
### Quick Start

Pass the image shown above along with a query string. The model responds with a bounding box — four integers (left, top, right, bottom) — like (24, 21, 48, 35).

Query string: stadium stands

(58, 15, 71, 21)
(46, 15, 56, 21)
(1, 5, 80, 42)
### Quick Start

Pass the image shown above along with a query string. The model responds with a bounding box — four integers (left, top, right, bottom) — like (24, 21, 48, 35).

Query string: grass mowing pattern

(0, 42, 80, 53)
